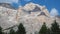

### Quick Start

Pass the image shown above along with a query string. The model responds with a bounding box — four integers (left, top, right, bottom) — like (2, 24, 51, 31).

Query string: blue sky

(0, 0, 60, 16)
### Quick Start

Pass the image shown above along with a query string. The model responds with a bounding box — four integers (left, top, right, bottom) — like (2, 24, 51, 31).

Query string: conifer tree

(46, 28, 51, 34)
(39, 23, 47, 34)
(51, 20, 60, 34)
(9, 28, 16, 34)
(0, 26, 4, 34)
(16, 23, 26, 34)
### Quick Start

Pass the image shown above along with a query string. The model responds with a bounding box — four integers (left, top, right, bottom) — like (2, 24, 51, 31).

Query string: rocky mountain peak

(18, 2, 50, 17)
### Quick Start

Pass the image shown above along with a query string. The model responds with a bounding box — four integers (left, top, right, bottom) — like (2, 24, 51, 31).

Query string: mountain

(0, 2, 60, 34)
(17, 2, 60, 34)
(0, 3, 17, 30)
(17, 2, 54, 34)
(18, 2, 50, 22)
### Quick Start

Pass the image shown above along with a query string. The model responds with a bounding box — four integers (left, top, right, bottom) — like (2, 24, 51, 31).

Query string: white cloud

(0, 0, 18, 3)
(50, 8, 59, 17)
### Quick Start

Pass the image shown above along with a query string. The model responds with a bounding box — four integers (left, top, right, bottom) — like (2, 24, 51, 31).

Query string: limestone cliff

(0, 2, 60, 34)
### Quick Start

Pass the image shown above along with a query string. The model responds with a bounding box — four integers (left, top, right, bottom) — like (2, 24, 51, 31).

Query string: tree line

(0, 20, 60, 34)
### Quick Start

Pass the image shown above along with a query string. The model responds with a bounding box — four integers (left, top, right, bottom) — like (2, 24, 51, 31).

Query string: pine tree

(9, 28, 16, 34)
(51, 20, 60, 34)
(39, 23, 47, 34)
(46, 28, 51, 34)
(0, 26, 4, 34)
(16, 23, 26, 34)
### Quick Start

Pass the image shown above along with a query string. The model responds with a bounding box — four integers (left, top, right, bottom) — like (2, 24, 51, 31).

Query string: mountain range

(0, 2, 60, 34)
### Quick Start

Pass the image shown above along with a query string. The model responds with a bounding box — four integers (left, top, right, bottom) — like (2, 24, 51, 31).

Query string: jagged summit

(23, 2, 42, 11)
(18, 2, 50, 17)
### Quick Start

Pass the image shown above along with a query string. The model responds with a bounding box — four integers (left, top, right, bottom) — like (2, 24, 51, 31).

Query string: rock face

(0, 2, 60, 34)
(0, 6, 17, 29)
(18, 2, 51, 23)
(17, 3, 54, 34)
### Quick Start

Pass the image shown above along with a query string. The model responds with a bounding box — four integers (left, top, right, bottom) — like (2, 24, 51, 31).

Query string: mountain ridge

(0, 2, 60, 34)
(0, 3, 17, 9)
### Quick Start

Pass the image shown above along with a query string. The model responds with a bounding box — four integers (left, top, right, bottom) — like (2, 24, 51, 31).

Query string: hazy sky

(0, 0, 60, 16)
(0, 0, 18, 3)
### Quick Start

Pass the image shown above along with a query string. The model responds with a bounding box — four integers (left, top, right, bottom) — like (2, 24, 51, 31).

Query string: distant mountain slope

(0, 3, 16, 9)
